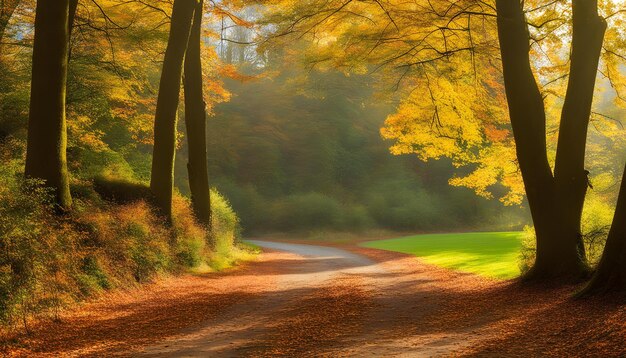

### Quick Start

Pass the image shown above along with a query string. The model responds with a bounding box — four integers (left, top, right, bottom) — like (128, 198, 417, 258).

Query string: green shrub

(365, 184, 444, 230)
(171, 194, 208, 269)
(69, 146, 137, 182)
(271, 192, 344, 231)
(175, 236, 205, 268)
(126, 222, 171, 282)
(0, 162, 84, 325)
(340, 204, 374, 231)
(213, 180, 268, 231)
(92, 176, 152, 204)
(210, 189, 241, 249)
(581, 192, 613, 266)
(518, 225, 537, 275)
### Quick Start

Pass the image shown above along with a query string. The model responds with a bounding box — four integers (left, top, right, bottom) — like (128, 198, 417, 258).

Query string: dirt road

(140, 241, 384, 356)
(5, 240, 626, 357)
(140, 240, 484, 357)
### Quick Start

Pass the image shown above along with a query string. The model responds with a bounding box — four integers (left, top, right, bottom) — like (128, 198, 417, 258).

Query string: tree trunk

(549, 0, 606, 279)
(183, 0, 211, 229)
(581, 165, 626, 295)
(0, 0, 20, 47)
(25, 0, 72, 209)
(495, 0, 605, 281)
(68, 0, 78, 52)
(150, 0, 197, 220)
(495, 0, 561, 279)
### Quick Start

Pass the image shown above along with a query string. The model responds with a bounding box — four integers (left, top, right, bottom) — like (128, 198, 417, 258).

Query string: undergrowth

(518, 191, 614, 274)
(0, 157, 253, 335)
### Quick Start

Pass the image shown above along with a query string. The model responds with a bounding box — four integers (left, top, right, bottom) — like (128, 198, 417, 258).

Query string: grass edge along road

(360, 232, 523, 279)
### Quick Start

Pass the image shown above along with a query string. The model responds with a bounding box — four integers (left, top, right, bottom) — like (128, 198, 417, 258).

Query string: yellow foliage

(258, 0, 626, 207)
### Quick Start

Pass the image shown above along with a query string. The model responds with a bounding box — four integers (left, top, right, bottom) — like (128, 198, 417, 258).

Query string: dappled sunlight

(2, 0, 626, 355)
(4, 233, 626, 356)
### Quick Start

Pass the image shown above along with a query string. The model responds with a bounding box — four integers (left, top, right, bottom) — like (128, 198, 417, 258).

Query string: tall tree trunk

(581, 165, 626, 295)
(495, 0, 561, 279)
(68, 0, 78, 50)
(25, 0, 72, 209)
(548, 0, 606, 278)
(495, 0, 605, 280)
(0, 0, 20, 47)
(183, 0, 211, 228)
(150, 0, 197, 220)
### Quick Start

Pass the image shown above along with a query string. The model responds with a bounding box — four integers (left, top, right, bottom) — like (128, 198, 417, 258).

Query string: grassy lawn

(360, 232, 523, 279)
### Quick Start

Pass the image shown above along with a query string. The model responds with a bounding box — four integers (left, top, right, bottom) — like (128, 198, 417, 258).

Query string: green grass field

(361, 232, 524, 279)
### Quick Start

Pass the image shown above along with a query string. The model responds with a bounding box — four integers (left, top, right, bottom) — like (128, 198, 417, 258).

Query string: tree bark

(25, 0, 72, 209)
(183, 0, 211, 228)
(547, 0, 606, 278)
(581, 165, 626, 295)
(495, 0, 560, 279)
(495, 0, 605, 280)
(150, 0, 197, 220)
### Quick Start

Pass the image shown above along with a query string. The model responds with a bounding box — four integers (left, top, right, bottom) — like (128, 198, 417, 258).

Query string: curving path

(12, 239, 620, 357)
(138, 241, 483, 357)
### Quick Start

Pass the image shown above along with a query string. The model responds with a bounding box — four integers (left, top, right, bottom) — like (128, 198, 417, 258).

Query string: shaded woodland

(1, 0, 626, 344)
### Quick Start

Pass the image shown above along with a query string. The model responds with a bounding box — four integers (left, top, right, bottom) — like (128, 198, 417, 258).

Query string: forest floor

(3, 238, 626, 357)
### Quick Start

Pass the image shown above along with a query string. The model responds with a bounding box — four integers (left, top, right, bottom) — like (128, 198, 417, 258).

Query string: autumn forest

(1, 0, 626, 356)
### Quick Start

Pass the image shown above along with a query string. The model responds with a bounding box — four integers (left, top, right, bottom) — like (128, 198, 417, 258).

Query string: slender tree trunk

(150, 0, 197, 220)
(0, 0, 20, 47)
(225, 41, 233, 64)
(495, 0, 605, 281)
(183, 0, 211, 228)
(25, 0, 72, 209)
(581, 165, 626, 295)
(68, 0, 78, 46)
